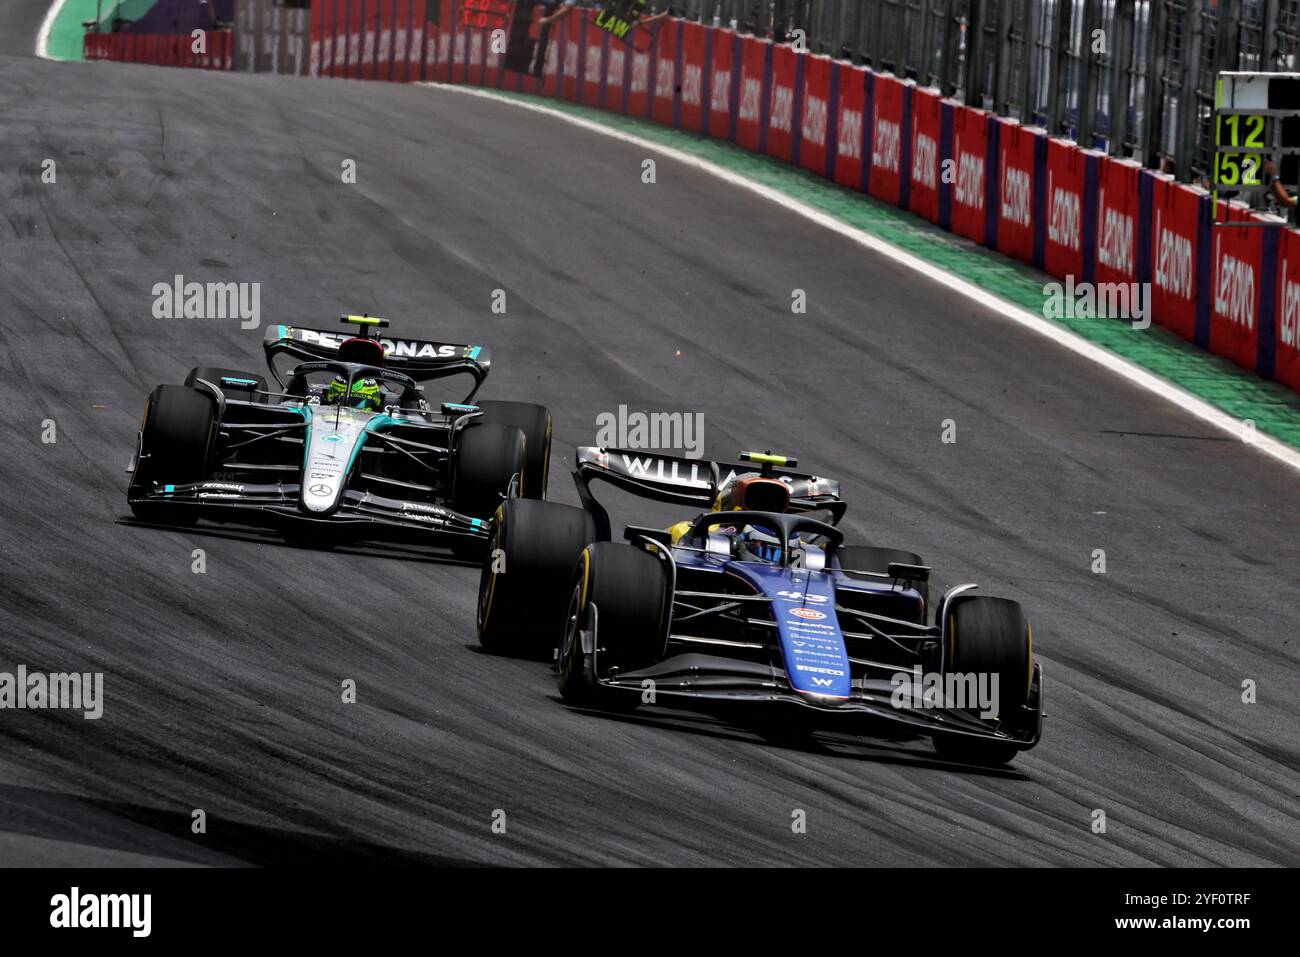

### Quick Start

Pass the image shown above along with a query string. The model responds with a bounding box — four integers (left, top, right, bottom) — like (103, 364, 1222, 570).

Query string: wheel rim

(477, 521, 502, 630)
(557, 581, 584, 680)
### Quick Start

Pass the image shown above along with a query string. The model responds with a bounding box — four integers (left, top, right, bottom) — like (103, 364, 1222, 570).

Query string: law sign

(594, 0, 647, 43)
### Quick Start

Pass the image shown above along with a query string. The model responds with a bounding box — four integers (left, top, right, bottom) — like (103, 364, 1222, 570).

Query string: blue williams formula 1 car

(126, 315, 553, 558)
(477, 448, 1043, 765)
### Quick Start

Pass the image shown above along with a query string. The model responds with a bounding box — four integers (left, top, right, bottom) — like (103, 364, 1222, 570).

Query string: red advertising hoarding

(708, 30, 739, 139)
(734, 36, 768, 152)
(1276, 228, 1300, 390)
(650, 19, 679, 126)
(765, 43, 799, 163)
(869, 73, 906, 205)
(679, 21, 709, 132)
(581, 12, 606, 106)
(798, 54, 832, 175)
(1044, 137, 1087, 281)
(996, 118, 1037, 264)
(1095, 156, 1142, 287)
(1149, 176, 1201, 342)
(909, 86, 942, 223)
(950, 105, 989, 244)
(832, 64, 867, 190)
(1210, 204, 1264, 372)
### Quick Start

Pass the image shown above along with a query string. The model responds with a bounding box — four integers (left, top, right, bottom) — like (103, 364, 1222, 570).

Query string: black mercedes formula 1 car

(126, 315, 552, 557)
(476, 447, 1043, 766)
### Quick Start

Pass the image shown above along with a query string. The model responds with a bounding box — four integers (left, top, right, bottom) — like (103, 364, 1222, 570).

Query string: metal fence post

(1020, 0, 1040, 123)
(1045, 0, 1069, 134)
(964, 0, 982, 101)
(1109, 0, 1135, 156)
(1078, 0, 1101, 146)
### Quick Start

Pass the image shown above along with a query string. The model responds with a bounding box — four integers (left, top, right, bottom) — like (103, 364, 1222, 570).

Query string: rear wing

(262, 324, 491, 394)
(573, 447, 844, 539)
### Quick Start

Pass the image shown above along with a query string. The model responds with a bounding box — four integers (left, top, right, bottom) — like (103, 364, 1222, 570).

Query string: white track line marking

(430, 82, 1300, 475)
(36, 0, 71, 59)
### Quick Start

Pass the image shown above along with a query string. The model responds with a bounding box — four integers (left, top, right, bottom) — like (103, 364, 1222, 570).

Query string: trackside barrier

(84, 30, 233, 69)
(1276, 229, 1300, 390)
(949, 102, 991, 246)
(995, 117, 1038, 264)
(868, 72, 905, 206)
(1211, 203, 1269, 375)
(909, 86, 942, 225)
(831, 62, 867, 190)
(85, 0, 1300, 398)
(1148, 172, 1203, 344)
(734, 35, 768, 153)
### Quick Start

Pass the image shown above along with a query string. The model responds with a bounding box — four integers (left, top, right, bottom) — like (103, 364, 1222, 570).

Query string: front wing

(596, 652, 1044, 748)
(128, 479, 490, 543)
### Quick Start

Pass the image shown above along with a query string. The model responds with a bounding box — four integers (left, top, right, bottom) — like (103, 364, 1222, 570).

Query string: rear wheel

(931, 596, 1034, 766)
(556, 543, 668, 709)
(184, 367, 267, 403)
(129, 385, 217, 524)
(451, 423, 525, 520)
(474, 401, 552, 499)
(477, 499, 595, 658)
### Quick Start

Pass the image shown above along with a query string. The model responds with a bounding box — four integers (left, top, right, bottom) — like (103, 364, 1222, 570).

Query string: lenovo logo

(710, 68, 731, 111)
(738, 76, 762, 122)
(1047, 173, 1081, 251)
(606, 47, 624, 87)
(954, 144, 985, 210)
(872, 115, 900, 173)
(1097, 189, 1135, 275)
(630, 51, 648, 92)
(1282, 261, 1300, 348)
(1001, 165, 1031, 227)
(769, 85, 794, 133)
(912, 132, 936, 189)
(837, 108, 862, 160)
(801, 94, 827, 146)
(1153, 208, 1194, 300)
(1214, 237, 1256, 329)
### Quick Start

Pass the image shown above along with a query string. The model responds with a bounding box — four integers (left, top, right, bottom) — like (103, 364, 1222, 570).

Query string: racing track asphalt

(0, 1, 54, 58)
(0, 27, 1297, 865)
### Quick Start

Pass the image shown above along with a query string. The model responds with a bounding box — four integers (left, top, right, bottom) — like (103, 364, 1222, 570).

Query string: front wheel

(556, 543, 668, 709)
(129, 384, 217, 525)
(931, 596, 1035, 766)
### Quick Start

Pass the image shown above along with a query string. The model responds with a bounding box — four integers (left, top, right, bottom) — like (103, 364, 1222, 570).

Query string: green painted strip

(46, 0, 101, 61)
(488, 90, 1300, 451)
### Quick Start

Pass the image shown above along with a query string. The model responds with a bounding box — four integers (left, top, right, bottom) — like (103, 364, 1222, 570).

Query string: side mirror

(624, 526, 673, 548)
(887, 562, 931, 583)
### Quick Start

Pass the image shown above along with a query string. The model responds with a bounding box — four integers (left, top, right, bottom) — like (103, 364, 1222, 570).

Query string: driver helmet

(325, 375, 383, 411)
(734, 524, 799, 563)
